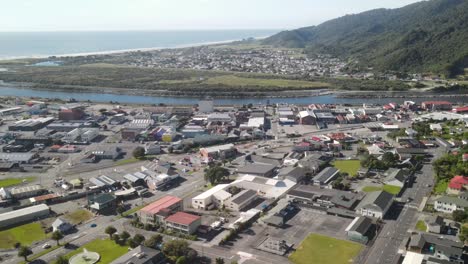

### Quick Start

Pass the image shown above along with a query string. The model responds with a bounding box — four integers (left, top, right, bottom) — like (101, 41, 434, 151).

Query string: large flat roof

(140, 195, 182, 214)
(193, 184, 229, 200)
(165, 212, 200, 225)
(0, 204, 49, 222)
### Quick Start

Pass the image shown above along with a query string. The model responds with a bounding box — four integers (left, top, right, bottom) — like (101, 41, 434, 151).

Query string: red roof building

(164, 212, 201, 234)
(453, 106, 468, 114)
(421, 101, 452, 111)
(139, 195, 183, 225)
(447, 176, 468, 194)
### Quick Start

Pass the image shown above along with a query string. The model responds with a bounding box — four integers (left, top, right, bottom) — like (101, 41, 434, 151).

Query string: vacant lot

(416, 220, 427, 232)
(0, 223, 46, 249)
(333, 160, 361, 177)
(63, 209, 93, 225)
(289, 233, 363, 264)
(203, 75, 329, 88)
(61, 238, 127, 264)
(362, 185, 401, 195)
(0, 177, 36, 188)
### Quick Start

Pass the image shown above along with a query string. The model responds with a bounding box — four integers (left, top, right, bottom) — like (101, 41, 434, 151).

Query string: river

(0, 86, 467, 105)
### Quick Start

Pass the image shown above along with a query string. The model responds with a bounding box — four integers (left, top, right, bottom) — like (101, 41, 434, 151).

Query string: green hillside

(262, 0, 468, 76)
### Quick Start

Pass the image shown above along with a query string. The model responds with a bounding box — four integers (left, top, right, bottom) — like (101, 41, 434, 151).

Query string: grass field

(0, 223, 46, 249)
(63, 209, 93, 224)
(434, 180, 448, 194)
(332, 160, 361, 177)
(362, 185, 401, 195)
(203, 75, 329, 88)
(416, 220, 427, 232)
(60, 238, 128, 264)
(0, 177, 36, 188)
(121, 204, 147, 217)
(289, 233, 363, 264)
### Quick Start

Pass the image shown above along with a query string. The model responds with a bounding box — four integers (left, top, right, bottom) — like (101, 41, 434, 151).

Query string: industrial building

(0, 204, 50, 228)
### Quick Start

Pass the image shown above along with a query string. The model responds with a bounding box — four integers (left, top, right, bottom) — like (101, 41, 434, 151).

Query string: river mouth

(0, 85, 467, 106)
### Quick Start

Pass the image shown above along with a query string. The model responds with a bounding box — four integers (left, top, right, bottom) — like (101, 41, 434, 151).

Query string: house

(345, 216, 374, 244)
(447, 175, 468, 195)
(434, 196, 468, 214)
(356, 191, 393, 219)
(110, 245, 165, 264)
(52, 218, 73, 233)
(383, 168, 409, 189)
(164, 212, 201, 235)
(425, 215, 444, 234)
(138, 195, 183, 225)
(408, 233, 464, 263)
(312, 167, 340, 186)
(237, 163, 276, 178)
(87, 193, 117, 214)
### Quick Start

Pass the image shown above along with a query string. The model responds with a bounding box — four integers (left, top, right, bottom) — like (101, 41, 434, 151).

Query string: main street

(364, 149, 442, 264)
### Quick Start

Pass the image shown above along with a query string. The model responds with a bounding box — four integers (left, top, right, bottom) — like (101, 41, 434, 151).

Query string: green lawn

(203, 75, 329, 88)
(121, 204, 147, 217)
(362, 185, 401, 195)
(63, 209, 94, 224)
(60, 238, 128, 264)
(416, 220, 427, 232)
(114, 157, 141, 166)
(332, 160, 361, 177)
(0, 223, 46, 249)
(383, 185, 402, 195)
(0, 177, 36, 188)
(434, 180, 448, 194)
(289, 233, 363, 264)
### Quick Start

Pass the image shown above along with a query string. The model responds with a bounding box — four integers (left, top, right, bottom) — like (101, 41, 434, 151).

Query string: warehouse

(0, 204, 50, 228)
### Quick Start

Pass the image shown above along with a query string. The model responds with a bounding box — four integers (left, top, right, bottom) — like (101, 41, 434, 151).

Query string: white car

(42, 243, 51, 249)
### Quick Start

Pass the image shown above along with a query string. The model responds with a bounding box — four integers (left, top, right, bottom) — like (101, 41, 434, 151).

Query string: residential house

(425, 215, 445, 234)
(434, 196, 468, 214)
(52, 218, 73, 233)
(447, 176, 468, 195)
(408, 233, 464, 263)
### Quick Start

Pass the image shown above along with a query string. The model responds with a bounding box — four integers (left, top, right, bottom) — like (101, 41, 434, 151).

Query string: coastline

(0, 36, 270, 61)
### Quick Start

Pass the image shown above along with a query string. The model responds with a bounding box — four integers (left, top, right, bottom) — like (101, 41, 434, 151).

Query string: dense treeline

(263, 0, 468, 76)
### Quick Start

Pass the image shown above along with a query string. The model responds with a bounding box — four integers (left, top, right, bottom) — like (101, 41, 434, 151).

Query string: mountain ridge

(262, 0, 468, 76)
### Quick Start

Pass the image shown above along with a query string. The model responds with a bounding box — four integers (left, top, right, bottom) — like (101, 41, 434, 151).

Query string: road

(364, 149, 443, 264)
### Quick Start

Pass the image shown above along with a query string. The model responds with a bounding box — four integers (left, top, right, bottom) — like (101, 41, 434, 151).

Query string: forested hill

(262, 0, 468, 76)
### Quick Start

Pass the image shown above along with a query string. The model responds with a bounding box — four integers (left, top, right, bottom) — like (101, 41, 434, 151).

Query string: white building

(434, 196, 468, 214)
(0, 204, 50, 228)
(192, 184, 230, 210)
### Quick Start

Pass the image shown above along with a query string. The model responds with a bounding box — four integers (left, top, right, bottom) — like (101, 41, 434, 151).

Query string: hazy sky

(2, 0, 422, 31)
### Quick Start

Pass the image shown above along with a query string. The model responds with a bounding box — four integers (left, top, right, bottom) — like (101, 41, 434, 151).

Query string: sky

(1, 0, 423, 31)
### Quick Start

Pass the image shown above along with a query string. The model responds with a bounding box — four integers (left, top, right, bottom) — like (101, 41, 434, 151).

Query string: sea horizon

(0, 29, 279, 60)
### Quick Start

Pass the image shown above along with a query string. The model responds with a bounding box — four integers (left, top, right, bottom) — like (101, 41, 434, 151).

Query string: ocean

(0, 30, 279, 59)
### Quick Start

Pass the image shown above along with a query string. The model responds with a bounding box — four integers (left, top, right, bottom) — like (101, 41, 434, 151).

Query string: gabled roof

(448, 175, 468, 190)
(140, 195, 182, 215)
(346, 216, 373, 235)
(357, 191, 393, 213)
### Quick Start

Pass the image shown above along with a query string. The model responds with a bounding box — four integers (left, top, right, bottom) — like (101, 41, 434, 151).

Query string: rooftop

(165, 212, 200, 225)
(140, 195, 182, 214)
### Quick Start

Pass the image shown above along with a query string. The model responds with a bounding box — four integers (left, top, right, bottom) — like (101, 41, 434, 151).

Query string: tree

(162, 239, 189, 260)
(453, 210, 468, 222)
(112, 233, 120, 242)
(216, 257, 225, 264)
(51, 230, 64, 246)
(176, 256, 187, 264)
(133, 234, 146, 245)
(55, 255, 69, 264)
(120, 231, 131, 242)
(144, 234, 163, 249)
(186, 249, 198, 261)
(117, 204, 126, 216)
(128, 238, 138, 248)
(18, 246, 32, 262)
(204, 166, 230, 185)
(133, 146, 146, 159)
(105, 226, 117, 239)
(230, 261, 238, 264)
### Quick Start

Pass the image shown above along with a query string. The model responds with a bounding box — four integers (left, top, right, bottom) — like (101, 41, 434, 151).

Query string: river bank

(0, 84, 467, 106)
